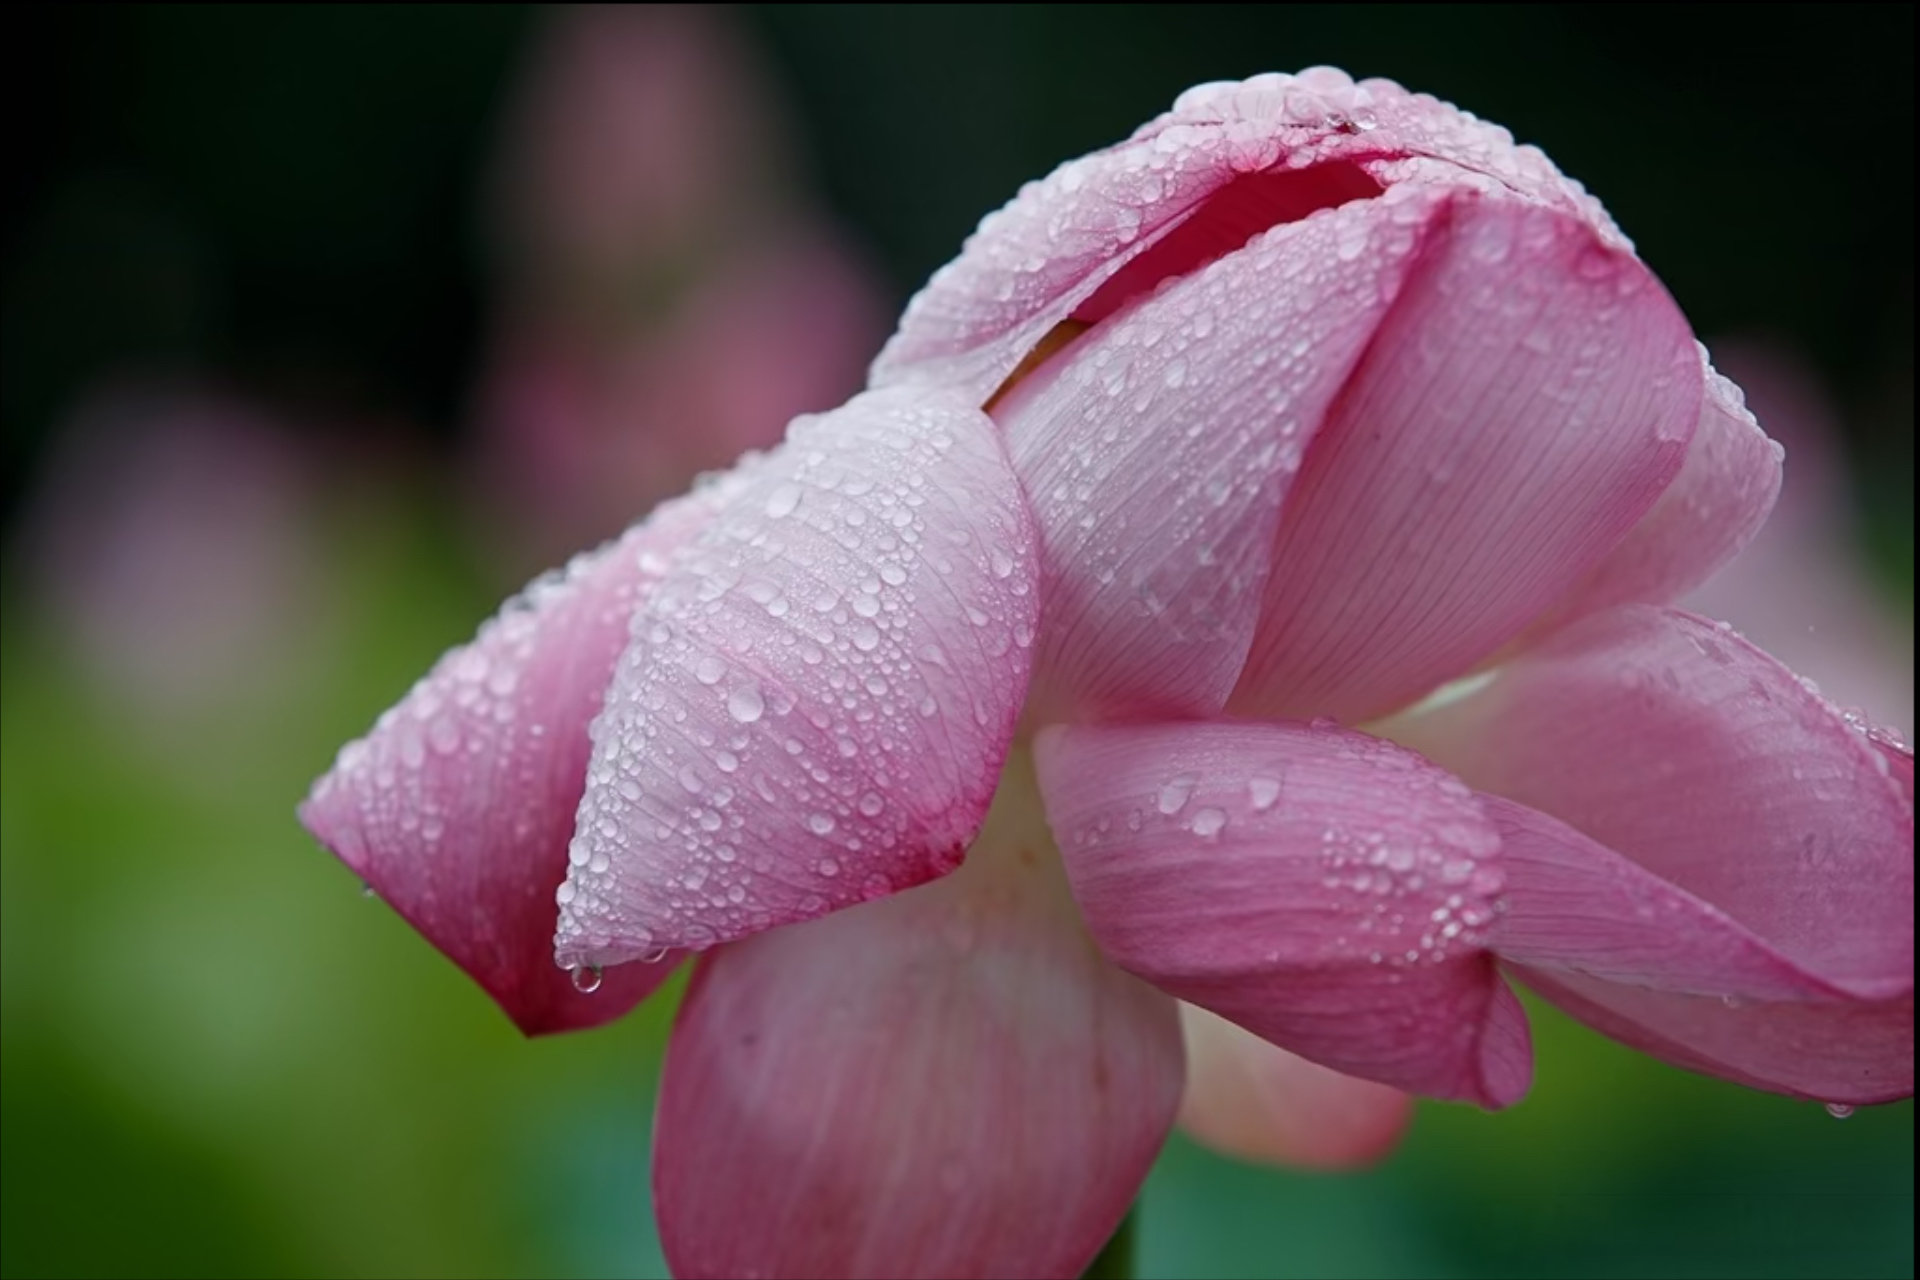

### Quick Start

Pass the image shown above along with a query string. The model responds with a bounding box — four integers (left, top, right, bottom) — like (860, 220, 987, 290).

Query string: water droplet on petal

(1157, 773, 1198, 815)
(570, 965, 603, 994)
(1825, 1102, 1856, 1120)
(1247, 776, 1282, 811)
(727, 683, 766, 723)
(765, 484, 803, 518)
(1191, 807, 1228, 838)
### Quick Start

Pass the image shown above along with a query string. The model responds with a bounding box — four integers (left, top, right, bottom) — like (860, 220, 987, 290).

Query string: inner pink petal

(1069, 161, 1385, 327)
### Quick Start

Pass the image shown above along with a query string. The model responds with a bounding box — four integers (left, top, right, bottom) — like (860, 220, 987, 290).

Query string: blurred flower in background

(16, 386, 333, 724)
(468, 4, 888, 574)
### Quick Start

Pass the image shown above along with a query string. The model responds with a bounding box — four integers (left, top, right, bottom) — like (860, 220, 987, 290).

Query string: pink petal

(1387, 605, 1913, 993)
(874, 70, 1619, 405)
(1035, 720, 1531, 1108)
(555, 388, 1039, 968)
(1525, 347, 1783, 634)
(989, 185, 1448, 719)
(1482, 795, 1877, 1001)
(1177, 1004, 1413, 1169)
(654, 759, 1182, 1280)
(298, 482, 740, 1034)
(1518, 968, 1913, 1105)
(1226, 194, 1700, 724)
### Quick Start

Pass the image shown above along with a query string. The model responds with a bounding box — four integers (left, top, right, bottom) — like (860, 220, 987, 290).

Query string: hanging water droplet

(360, 881, 378, 900)
(1824, 1102, 1856, 1120)
(570, 965, 603, 994)
(641, 948, 670, 965)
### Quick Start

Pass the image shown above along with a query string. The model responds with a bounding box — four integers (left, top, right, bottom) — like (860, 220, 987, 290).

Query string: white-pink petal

(555, 388, 1039, 967)
(1228, 193, 1700, 724)
(992, 186, 1447, 720)
(1526, 346, 1782, 635)
(654, 760, 1182, 1280)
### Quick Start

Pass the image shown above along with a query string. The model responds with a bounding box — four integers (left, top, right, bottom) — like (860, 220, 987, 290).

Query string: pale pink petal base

(556, 387, 1040, 966)
(654, 756, 1182, 1280)
(1178, 1004, 1412, 1169)
(299, 481, 739, 1033)
(1037, 720, 1531, 1107)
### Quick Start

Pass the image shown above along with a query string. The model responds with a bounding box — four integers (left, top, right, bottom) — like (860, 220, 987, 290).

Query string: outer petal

(1387, 605, 1913, 992)
(1036, 720, 1531, 1108)
(1525, 347, 1783, 633)
(1482, 796, 1876, 1001)
(1177, 1004, 1412, 1169)
(1226, 194, 1700, 723)
(1484, 796, 1913, 1103)
(874, 69, 1619, 403)
(991, 184, 1447, 720)
(556, 388, 1039, 968)
(298, 481, 740, 1034)
(1519, 969, 1913, 1105)
(654, 755, 1182, 1280)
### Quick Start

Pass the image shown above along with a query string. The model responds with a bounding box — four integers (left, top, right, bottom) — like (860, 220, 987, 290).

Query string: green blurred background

(2, 6, 1912, 1279)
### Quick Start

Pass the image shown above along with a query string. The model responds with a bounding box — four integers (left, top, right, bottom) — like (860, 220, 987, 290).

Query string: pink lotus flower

(301, 70, 1913, 1279)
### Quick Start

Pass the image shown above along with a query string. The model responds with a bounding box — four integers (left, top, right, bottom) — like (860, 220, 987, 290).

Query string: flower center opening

(985, 159, 1386, 410)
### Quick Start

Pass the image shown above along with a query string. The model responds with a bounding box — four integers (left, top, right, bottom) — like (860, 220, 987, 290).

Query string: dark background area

(5, 4, 1914, 562)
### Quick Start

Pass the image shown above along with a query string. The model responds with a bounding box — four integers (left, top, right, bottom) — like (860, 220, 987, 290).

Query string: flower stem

(1080, 1207, 1137, 1280)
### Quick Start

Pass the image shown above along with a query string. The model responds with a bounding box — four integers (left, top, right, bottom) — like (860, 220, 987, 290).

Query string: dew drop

(570, 965, 603, 994)
(809, 813, 838, 836)
(1824, 1102, 1856, 1120)
(1247, 776, 1282, 811)
(1191, 807, 1228, 838)
(765, 484, 803, 518)
(360, 881, 378, 900)
(694, 656, 727, 686)
(641, 948, 670, 965)
(727, 683, 766, 723)
(1157, 773, 1198, 815)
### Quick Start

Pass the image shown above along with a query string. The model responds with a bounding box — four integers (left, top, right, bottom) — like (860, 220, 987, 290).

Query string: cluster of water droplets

(1066, 724, 1503, 973)
(876, 67, 1620, 403)
(553, 390, 1036, 971)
